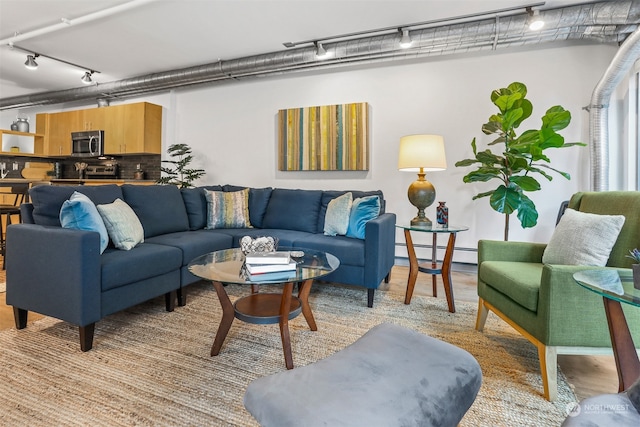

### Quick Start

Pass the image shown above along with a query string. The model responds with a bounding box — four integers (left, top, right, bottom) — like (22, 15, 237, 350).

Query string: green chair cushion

(479, 261, 543, 312)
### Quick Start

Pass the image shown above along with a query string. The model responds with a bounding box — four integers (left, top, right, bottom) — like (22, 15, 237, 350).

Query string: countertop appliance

(84, 159, 119, 179)
(71, 130, 104, 157)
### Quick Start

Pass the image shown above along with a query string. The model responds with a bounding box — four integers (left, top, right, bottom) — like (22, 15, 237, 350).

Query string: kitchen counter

(49, 179, 157, 186)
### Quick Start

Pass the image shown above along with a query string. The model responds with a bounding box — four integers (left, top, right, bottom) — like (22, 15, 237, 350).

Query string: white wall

(2, 42, 621, 263)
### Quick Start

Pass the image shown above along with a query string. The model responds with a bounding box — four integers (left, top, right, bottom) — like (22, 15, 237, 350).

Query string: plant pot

(633, 264, 640, 290)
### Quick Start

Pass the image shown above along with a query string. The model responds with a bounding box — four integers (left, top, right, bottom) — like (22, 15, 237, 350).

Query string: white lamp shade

(398, 134, 447, 172)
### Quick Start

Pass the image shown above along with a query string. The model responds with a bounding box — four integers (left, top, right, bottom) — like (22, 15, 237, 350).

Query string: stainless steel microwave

(71, 130, 104, 157)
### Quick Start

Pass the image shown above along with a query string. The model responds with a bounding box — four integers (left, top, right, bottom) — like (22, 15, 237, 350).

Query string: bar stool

(0, 184, 28, 270)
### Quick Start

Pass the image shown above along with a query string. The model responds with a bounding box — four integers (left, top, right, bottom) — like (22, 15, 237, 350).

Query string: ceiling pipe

(0, 1, 639, 110)
(588, 25, 640, 191)
(0, 0, 158, 46)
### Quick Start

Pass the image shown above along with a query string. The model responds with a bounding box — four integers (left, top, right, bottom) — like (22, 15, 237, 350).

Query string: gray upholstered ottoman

(243, 322, 482, 427)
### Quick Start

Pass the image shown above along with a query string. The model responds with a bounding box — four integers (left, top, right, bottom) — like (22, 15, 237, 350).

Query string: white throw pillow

(97, 198, 145, 250)
(324, 192, 353, 236)
(542, 208, 625, 266)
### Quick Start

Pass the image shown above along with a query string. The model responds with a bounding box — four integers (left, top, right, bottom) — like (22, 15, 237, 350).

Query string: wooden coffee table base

(209, 278, 317, 369)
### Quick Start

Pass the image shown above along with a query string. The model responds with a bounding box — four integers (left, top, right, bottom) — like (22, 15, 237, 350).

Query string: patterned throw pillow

(323, 192, 353, 236)
(96, 198, 144, 250)
(542, 208, 625, 266)
(204, 188, 252, 229)
(59, 191, 109, 254)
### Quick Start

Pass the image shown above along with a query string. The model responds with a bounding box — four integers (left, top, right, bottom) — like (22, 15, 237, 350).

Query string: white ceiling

(0, 0, 599, 100)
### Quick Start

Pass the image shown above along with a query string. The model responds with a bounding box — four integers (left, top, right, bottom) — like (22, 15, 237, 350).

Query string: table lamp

(398, 134, 447, 226)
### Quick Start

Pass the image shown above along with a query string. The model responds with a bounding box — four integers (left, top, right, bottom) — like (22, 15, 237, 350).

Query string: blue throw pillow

(60, 191, 109, 253)
(346, 195, 381, 239)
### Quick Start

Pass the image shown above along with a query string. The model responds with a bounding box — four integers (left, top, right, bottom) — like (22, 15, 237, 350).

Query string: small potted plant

(626, 248, 640, 289)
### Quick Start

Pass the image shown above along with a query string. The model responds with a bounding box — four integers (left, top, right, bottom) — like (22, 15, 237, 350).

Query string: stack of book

(244, 251, 297, 280)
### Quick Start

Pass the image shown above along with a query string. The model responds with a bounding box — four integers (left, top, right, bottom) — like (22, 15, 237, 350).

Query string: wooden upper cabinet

(35, 102, 162, 157)
(101, 102, 162, 155)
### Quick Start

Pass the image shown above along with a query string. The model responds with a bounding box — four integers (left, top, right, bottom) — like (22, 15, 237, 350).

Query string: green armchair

(476, 191, 640, 401)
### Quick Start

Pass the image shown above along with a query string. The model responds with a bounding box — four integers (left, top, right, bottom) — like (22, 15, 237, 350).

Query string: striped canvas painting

(278, 102, 369, 171)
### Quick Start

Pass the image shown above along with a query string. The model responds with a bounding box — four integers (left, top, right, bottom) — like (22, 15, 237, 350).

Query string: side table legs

(403, 229, 457, 313)
(602, 298, 640, 391)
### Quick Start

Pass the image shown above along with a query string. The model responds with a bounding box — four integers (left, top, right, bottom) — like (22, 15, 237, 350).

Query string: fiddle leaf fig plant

(157, 143, 206, 188)
(455, 82, 585, 240)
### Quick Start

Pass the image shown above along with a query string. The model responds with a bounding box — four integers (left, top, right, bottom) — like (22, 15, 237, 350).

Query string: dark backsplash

(0, 154, 161, 181)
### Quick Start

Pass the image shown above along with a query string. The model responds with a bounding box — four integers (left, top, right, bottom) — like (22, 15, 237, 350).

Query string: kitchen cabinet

(35, 102, 162, 157)
(103, 103, 162, 154)
(0, 129, 44, 156)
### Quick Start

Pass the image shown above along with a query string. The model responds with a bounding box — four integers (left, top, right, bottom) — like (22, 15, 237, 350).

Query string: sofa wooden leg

(165, 290, 176, 312)
(384, 272, 391, 283)
(538, 344, 558, 401)
(475, 299, 489, 332)
(177, 288, 187, 306)
(367, 289, 375, 308)
(13, 307, 27, 329)
(79, 323, 95, 352)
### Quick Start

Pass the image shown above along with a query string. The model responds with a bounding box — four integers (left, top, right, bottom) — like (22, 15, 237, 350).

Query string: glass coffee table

(574, 269, 640, 392)
(188, 247, 339, 369)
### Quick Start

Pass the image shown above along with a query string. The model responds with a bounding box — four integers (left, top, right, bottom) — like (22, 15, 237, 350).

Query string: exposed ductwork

(588, 25, 640, 191)
(0, 0, 639, 111)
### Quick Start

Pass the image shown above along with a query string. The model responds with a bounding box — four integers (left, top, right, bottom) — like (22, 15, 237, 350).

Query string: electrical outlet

(13, 162, 19, 170)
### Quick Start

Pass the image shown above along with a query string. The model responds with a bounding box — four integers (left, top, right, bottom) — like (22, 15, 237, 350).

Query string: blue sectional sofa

(6, 184, 396, 351)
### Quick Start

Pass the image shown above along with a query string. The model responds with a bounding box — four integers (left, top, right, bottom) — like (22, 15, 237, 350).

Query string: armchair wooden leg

(538, 344, 558, 402)
(475, 299, 489, 332)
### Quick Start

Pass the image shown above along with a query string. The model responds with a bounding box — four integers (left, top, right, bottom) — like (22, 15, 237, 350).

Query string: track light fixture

(81, 71, 94, 84)
(24, 54, 39, 70)
(315, 42, 331, 60)
(399, 29, 413, 48)
(527, 7, 545, 31)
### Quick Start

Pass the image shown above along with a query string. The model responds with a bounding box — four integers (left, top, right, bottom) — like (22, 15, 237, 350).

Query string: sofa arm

(363, 212, 397, 288)
(6, 224, 102, 326)
(478, 240, 547, 264)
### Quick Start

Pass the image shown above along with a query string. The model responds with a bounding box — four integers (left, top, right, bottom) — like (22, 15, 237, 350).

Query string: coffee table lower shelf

(234, 293, 302, 324)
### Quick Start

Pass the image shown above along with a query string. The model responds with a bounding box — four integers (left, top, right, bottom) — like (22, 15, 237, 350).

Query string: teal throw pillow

(97, 198, 145, 250)
(204, 188, 252, 229)
(346, 195, 380, 239)
(59, 191, 109, 254)
(324, 192, 353, 236)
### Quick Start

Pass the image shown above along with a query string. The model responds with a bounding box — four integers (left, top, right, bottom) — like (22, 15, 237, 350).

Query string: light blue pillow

(59, 191, 109, 254)
(97, 198, 144, 250)
(346, 195, 381, 239)
(324, 192, 353, 236)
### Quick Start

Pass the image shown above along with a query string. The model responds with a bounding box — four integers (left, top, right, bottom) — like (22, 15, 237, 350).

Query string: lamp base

(410, 216, 432, 227)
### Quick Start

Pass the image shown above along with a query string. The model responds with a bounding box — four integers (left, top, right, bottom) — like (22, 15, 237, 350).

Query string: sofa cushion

(30, 184, 123, 226)
(181, 185, 223, 230)
(262, 188, 323, 233)
(204, 188, 252, 229)
(324, 192, 353, 236)
(59, 191, 109, 254)
(121, 185, 190, 238)
(317, 190, 384, 232)
(480, 261, 543, 312)
(223, 185, 273, 228)
(97, 198, 145, 250)
(295, 234, 365, 267)
(100, 243, 182, 291)
(146, 230, 234, 266)
(346, 195, 381, 239)
(542, 208, 625, 266)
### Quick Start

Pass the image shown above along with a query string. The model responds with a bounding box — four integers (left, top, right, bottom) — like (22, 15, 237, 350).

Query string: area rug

(0, 281, 577, 426)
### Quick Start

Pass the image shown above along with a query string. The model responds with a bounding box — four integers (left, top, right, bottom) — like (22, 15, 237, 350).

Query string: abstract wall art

(278, 102, 369, 171)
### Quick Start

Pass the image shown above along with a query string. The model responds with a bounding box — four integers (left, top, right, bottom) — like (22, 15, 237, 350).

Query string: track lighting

(315, 42, 331, 60)
(81, 71, 94, 84)
(399, 29, 413, 48)
(24, 54, 38, 70)
(527, 8, 544, 31)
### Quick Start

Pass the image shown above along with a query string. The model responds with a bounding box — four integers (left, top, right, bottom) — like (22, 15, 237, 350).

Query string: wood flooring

(0, 263, 618, 401)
